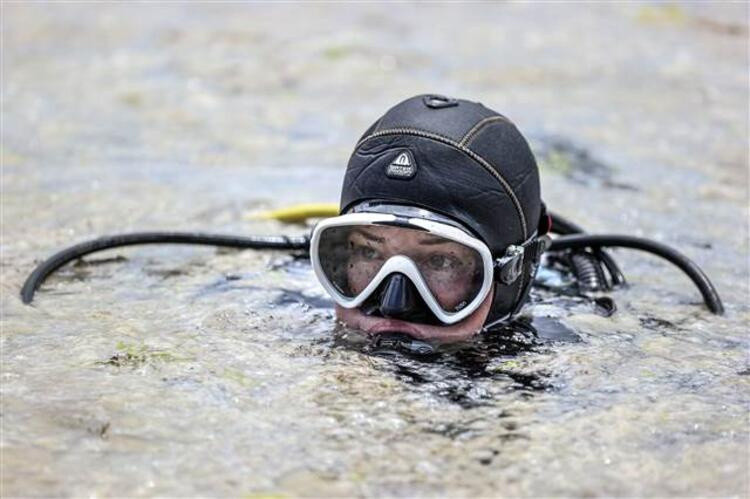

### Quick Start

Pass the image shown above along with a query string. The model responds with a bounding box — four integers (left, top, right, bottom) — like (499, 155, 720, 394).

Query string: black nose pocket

(379, 273, 417, 318)
(358, 273, 443, 326)
(373, 273, 441, 325)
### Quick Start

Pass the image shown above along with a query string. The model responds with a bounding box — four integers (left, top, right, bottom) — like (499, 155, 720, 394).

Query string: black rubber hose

(595, 248, 626, 286)
(548, 211, 586, 235)
(548, 211, 625, 285)
(548, 234, 724, 315)
(20, 232, 310, 305)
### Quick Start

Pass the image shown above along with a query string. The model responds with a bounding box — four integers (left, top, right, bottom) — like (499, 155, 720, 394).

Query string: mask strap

(481, 312, 512, 333)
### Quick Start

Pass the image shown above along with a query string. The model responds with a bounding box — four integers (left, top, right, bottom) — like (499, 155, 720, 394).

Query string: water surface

(2, 3, 748, 496)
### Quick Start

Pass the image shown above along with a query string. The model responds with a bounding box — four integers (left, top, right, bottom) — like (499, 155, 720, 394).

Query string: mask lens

(317, 225, 388, 298)
(317, 224, 486, 311)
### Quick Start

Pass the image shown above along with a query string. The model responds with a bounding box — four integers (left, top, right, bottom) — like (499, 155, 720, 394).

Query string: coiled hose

(569, 251, 608, 292)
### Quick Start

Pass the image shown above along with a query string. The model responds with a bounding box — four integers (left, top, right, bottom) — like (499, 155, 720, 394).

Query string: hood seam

(354, 127, 529, 239)
(459, 115, 512, 147)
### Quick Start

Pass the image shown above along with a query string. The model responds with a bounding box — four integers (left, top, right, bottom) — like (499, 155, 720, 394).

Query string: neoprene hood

(340, 94, 545, 324)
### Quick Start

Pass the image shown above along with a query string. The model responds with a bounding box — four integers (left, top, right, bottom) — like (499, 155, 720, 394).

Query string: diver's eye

(352, 244, 382, 261)
(425, 253, 460, 271)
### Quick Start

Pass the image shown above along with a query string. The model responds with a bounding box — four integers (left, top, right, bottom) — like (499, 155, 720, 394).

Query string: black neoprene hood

(341, 94, 541, 254)
(340, 94, 544, 322)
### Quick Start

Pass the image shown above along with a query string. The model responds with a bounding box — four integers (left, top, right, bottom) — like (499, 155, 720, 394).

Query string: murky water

(2, 3, 748, 497)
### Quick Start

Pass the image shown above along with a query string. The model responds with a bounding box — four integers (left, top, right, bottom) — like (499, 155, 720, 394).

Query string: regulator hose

(20, 229, 724, 316)
(549, 234, 724, 315)
(20, 232, 309, 305)
(570, 251, 609, 291)
(548, 211, 625, 286)
(548, 211, 585, 235)
(595, 249, 627, 286)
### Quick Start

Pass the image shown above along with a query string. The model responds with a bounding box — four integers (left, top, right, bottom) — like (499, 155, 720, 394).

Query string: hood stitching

(459, 115, 512, 147)
(354, 127, 529, 239)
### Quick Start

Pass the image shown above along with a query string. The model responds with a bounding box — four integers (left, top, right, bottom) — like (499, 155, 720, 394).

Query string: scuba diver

(20, 94, 724, 345)
(312, 94, 549, 342)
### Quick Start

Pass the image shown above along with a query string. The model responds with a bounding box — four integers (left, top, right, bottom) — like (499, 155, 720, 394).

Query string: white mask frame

(310, 212, 497, 325)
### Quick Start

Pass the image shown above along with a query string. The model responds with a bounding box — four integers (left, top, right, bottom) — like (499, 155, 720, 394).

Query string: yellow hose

(248, 203, 339, 223)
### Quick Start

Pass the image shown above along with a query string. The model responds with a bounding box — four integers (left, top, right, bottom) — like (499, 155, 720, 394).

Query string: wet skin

(336, 226, 493, 342)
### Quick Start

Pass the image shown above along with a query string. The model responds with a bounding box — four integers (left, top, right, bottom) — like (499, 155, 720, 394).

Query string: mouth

(366, 319, 425, 338)
(334, 303, 483, 344)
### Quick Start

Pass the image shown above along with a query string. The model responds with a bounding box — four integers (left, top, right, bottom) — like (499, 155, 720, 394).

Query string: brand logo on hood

(386, 151, 417, 180)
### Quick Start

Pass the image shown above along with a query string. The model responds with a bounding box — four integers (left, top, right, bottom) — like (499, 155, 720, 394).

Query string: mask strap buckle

(494, 234, 551, 285)
(495, 245, 525, 284)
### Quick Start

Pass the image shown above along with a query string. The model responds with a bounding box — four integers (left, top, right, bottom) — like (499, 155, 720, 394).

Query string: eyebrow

(418, 236, 453, 246)
(351, 228, 384, 243)
(351, 228, 454, 246)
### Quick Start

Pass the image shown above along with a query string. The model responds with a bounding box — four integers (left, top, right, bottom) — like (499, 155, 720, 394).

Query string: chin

(334, 292, 492, 343)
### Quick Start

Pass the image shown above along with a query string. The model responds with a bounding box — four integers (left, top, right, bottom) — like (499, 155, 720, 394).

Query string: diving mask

(311, 204, 534, 325)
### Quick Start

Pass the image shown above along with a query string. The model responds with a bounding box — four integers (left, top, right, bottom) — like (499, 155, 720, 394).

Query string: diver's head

(312, 94, 547, 342)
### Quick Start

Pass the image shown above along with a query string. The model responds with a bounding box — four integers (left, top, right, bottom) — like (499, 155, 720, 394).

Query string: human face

(335, 226, 493, 342)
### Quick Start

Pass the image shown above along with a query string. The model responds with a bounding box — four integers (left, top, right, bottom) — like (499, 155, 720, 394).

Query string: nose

(378, 273, 419, 319)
